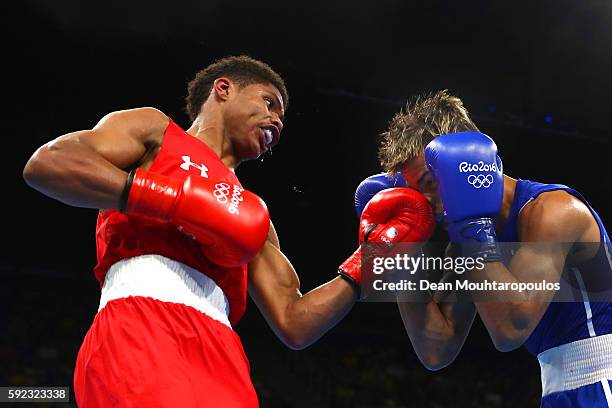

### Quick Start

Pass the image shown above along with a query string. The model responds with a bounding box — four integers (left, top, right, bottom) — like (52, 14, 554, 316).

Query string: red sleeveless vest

(94, 119, 248, 325)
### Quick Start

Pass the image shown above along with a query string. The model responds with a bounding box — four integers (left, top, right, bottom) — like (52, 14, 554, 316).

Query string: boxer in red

(23, 56, 434, 407)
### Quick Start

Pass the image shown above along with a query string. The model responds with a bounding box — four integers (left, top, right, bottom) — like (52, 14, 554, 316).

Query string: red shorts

(74, 256, 258, 407)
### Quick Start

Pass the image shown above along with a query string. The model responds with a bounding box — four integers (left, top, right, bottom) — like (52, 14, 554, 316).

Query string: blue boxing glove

(424, 132, 504, 261)
(354, 172, 407, 217)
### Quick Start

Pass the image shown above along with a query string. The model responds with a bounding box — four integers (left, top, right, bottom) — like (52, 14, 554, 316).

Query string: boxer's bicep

(248, 242, 301, 302)
(506, 245, 565, 318)
(248, 229, 303, 341)
(513, 192, 588, 284)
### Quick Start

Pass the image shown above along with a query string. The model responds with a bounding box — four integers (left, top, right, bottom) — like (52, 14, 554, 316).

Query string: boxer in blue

(359, 90, 612, 407)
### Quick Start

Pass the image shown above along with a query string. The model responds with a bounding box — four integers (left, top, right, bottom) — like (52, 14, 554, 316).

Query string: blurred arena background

(3, 0, 611, 406)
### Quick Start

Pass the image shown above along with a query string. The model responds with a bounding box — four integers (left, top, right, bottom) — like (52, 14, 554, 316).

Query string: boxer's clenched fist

(121, 168, 270, 267)
(339, 187, 435, 298)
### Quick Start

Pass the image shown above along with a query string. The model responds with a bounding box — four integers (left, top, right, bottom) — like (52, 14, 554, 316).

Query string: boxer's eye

(420, 174, 436, 192)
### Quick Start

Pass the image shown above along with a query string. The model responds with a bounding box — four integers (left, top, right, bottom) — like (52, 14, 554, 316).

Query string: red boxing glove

(339, 188, 435, 298)
(121, 168, 270, 267)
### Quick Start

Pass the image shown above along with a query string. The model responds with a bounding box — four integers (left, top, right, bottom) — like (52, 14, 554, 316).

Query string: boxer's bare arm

(248, 222, 356, 350)
(23, 107, 168, 209)
(397, 298, 476, 370)
(397, 245, 476, 370)
(472, 191, 598, 351)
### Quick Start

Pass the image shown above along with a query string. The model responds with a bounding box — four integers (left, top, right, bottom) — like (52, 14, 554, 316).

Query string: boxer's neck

(496, 175, 517, 232)
(186, 114, 237, 171)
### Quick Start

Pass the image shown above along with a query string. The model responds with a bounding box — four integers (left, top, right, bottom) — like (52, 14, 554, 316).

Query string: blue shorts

(541, 380, 612, 407)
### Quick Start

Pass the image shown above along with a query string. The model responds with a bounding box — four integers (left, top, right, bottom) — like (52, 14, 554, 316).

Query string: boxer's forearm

(280, 277, 356, 349)
(398, 299, 475, 370)
(24, 133, 130, 209)
(467, 259, 558, 351)
(469, 262, 529, 299)
(248, 242, 357, 350)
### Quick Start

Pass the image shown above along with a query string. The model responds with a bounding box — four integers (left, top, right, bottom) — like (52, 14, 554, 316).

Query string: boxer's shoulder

(518, 190, 594, 242)
(95, 107, 169, 147)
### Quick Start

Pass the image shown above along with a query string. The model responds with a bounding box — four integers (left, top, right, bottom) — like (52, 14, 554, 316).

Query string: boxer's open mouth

(262, 128, 273, 146)
(261, 125, 279, 146)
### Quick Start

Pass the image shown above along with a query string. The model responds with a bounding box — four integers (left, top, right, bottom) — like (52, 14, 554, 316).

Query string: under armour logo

(180, 155, 208, 178)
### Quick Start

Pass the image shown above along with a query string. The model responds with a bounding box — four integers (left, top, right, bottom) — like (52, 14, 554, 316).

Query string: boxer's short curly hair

(186, 55, 288, 120)
(379, 90, 479, 173)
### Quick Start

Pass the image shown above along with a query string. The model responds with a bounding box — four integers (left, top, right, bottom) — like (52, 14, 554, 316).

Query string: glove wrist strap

(338, 247, 363, 299)
(122, 168, 181, 221)
(338, 271, 361, 299)
(119, 169, 137, 213)
(448, 217, 502, 262)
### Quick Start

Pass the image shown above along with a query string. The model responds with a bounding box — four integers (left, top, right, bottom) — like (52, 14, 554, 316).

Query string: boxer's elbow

(22, 161, 36, 187)
(25, 134, 91, 179)
(23, 146, 53, 190)
(483, 306, 532, 352)
(278, 331, 309, 350)
(275, 318, 317, 350)
(417, 352, 454, 371)
(488, 324, 529, 352)
(23, 138, 94, 205)
(414, 340, 460, 371)
(273, 303, 321, 350)
(491, 334, 525, 352)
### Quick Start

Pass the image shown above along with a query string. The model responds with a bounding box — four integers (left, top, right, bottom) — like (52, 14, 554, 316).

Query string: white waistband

(100, 255, 231, 327)
(538, 334, 612, 396)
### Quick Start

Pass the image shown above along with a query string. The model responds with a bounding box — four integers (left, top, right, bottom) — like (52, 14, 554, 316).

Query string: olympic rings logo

(467, 174, 494, 189)
(213, 183, 231, 203)
(213, 182, 244, 214)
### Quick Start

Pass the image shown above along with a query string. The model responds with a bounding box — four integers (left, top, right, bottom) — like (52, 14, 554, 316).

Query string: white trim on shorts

(538, 333, 612, 396)
(99, 254, 231, 327)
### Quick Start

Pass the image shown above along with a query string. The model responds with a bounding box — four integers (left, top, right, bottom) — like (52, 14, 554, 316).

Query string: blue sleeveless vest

(497, 179, 612, 355)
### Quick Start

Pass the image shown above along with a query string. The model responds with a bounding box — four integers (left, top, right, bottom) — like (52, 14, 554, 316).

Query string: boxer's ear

(212, 77, 232, 101)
